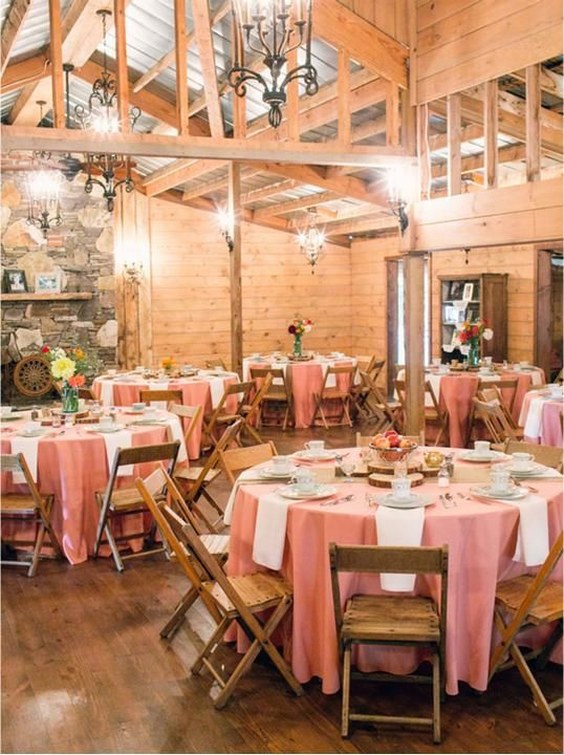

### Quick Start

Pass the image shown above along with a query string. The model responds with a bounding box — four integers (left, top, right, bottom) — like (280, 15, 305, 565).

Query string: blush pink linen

(1, 421, 171, 564)
(520, 392, 564, 447)
(227, 477, 563, 697)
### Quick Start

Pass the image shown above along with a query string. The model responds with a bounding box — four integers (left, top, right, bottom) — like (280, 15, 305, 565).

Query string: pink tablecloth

(227, 456, 562, 696)
(93, 375, 237, 459)
(519, 391, 564, 447)
(1, 415, 176, 564)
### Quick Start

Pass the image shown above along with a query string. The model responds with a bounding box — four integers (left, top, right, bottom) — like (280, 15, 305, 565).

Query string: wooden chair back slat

(501, 439, 563, 471)
(139, 389, 183, 406)
(219, 442, 277, 485)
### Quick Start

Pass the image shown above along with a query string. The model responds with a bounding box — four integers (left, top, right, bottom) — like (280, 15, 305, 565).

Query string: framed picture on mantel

(3, 269, 28, 293)
(35, 272, 61, 293)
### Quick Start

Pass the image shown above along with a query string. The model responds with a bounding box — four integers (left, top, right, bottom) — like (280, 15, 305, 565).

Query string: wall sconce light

(228, 0, 319, 129)
(122, 261, 143, 285)
(218, 208, 234, 252)
(297, 208, 325, 272)
(387, 168, 409, 235)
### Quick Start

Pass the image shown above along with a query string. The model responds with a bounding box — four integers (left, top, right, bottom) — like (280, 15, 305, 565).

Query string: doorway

(536, 249, 563, 381)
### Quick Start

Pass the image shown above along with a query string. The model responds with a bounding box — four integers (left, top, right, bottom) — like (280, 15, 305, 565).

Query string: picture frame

(3, 269, 28, 293)
(35, 271, 61, 293)
(462, 282, 474, 301)
(448, 280, 465, 300)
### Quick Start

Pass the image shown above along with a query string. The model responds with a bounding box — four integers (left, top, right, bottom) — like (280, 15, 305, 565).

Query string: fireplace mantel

(1, 292, 94, 302)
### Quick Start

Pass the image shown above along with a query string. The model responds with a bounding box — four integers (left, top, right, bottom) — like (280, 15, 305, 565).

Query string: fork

(320, 494, 354, 507)
(445, 493, 458, 508)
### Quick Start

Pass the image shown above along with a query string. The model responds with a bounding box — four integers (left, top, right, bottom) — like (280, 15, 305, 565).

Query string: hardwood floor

(2, 424, 562, 754)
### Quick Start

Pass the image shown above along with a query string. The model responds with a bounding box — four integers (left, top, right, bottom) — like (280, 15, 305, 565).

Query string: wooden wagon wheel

(13, 355, 54, 398)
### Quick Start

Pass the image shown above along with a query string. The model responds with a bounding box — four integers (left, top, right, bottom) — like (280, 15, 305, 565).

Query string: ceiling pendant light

(297, 208, 324, 272)
(26, 101, 64, 237)
(74, 9, 140, 212)
(228, 0, 319, 128)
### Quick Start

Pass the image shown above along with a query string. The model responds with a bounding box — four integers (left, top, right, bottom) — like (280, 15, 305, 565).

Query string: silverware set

(320, 494, 354, 507)
(439, 493, 458, 509)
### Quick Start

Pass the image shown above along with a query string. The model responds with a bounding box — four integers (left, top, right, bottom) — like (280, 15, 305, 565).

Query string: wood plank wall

(338, 0, 409, 44)
(416, 0, 563, 103)
(148, 198, 352, 369)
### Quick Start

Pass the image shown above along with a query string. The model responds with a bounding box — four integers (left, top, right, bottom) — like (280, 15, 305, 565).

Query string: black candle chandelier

(74, 9, 140, 212)
(228, 0, 319, 128)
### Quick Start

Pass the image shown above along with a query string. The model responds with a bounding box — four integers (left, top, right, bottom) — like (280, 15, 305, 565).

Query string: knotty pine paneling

(148, 198, 352, 370)
(430, 246, 537, 363)
(338, 0, 409, 44)
(416, 0, 562, 103)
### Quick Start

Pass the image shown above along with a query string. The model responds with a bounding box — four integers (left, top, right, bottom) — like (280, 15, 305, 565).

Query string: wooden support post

(417, 103, 431, 200)
(228, 162, 243, 376)
(401, 86, 416, 156)
(386, 82, 400, 147)
(230, 12, 246, 139)
(526, 64, 541, 182)
(447, 93, 461, 195)
(483, 79, 498, 188)
(174, 0, 189, 135)
(113, 0, 129, 129)
(337, 48, 350, 144)
(404, 253, 425, 440)
(48, 0, 64, 128)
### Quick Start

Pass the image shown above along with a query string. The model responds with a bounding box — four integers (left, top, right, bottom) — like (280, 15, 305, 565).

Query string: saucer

(259, 466, 297, 479)
(277, 484, 336, 500)
(18, 429, 48, 438)
(470, 485, 528, 500)
(460, 450, 506, 463)
(503, 462, 544, 477)
(378, 492, 433, 509)
(293, 450, 338, 462)
(93, 424, 125, 434)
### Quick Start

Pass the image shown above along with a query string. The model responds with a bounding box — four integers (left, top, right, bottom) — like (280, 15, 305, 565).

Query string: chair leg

(27, 522, 46, 577)
(341, 645, 351, 737)
(432, 651, 441, 743)
(160, 586, 199, 639)
(105, 520, 125, 572)
(192, 615, 231, 675)
(509, 642, 557, 725)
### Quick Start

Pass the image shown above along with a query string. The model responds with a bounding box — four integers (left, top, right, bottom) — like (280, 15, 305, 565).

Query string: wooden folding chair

(329, 543, 449, 743)
(1, 453, 63, 577)
(168, 404, 202, 454)
(250, 367, 293, 430)
(177, 519, 304, 709)
(205, 357, 228, 371)
(174, 419, 242, 533)
(361, 369, 402, 431)
(238, 372, 273, 445)
(136, 466, 229, 639)
(476, 378, 519, 429)
(139, 389, 183, 410)
(471, 398, 522, 445)
(93, 440, 181, 572)
(488, 532, 563, 725)
(219, 441, 278, 485)
(312, 365, 355, 429)
(202, 381, 254, 448)
(499, 439, 563, 472)
(395, 379, 449, 444)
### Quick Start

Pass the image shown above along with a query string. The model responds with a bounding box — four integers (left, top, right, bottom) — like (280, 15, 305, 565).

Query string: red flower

(41, 345, 50, 353)
(68, 374, 86, 388)
(288, 325, 296, 335)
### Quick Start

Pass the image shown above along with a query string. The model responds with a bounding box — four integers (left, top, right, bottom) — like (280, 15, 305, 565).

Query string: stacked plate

(460, 450, 506, 463)
(377, 492, 433, 509)
(502, 461, 545, 478)
(277, 484, 336, 500)
(293, 450, 339, 462)
(470, 485, 528, 500)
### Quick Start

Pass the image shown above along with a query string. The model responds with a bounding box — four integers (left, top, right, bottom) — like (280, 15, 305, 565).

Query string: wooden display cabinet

(439, 273, 508, 363)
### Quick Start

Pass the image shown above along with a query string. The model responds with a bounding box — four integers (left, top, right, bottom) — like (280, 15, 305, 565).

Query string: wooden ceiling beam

(321, 214, 397, 237)
(191, 0, 224, 138)
(1, 53, 50, 93)
(181, 168, 261, 201)
(144, 159, 225, 197)
(313, 0, 408, 88)
(512, 66, 564, 98)
(254, 191, 340, 220)
(427, 124, 482, 151)
(48, 0, 64, 128)
(431, 143, 527, 179)
(241, 179, 298, 204)
(1, 0, 31, 77)
(173, 0, 189, 135)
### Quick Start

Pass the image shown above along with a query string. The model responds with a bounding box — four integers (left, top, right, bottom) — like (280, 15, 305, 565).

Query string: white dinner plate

(259, 466, 298, 479)
(378, 493, 434, 509)
(502, 462, 545, 477)
(470, 485, 528, 500)
(460, 450, 507, 463)
(17, 429, 49, 438)
(277, 484, 337, 500)
(293, 450, 339, 462)
(91, 424, 125, 434)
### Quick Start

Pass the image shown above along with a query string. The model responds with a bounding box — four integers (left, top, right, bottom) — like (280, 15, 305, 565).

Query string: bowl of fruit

(369, 431, 418, 463)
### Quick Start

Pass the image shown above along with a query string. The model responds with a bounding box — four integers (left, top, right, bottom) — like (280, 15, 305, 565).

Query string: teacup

(272, 456, 292, 473)
(78, 399, 86, 412)
(519, 361, 529, 367)
(99, 416, 113, 429)
(391, 477, 412, 501)
(474, 440, 491, 455)
(132, 402, 145, 412)
(144, 407, 157, 419)
(511, 452, 534, 471)
(292, 468, 316, 493)
(23, 421, 41, 434)
(483, 356, 493, 366)
(490, 467, 513, 494)
(438, 364, 449, 374)
(107, 369, 117, 376)
(305, 440, 325, 454)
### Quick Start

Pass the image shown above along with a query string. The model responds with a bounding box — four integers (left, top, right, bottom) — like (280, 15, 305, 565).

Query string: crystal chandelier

(297, 208, 324, 272)
(74, 9, 140, 212)
(228, 0, 319, 128)
(25, 169, 63, 237)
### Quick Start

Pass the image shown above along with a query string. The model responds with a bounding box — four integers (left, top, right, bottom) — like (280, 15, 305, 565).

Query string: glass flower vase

(467, 340, 480, 367)
(293, 334, 303, 357)
(61, 382, 79, 413)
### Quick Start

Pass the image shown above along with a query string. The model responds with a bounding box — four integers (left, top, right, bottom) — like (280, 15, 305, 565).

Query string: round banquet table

(519, 388, 564, 446)
(243, 355, 357, 428)
(226, 447, 563, 696)
(1, 410, 187, 564)
(92, 370, 238, 458)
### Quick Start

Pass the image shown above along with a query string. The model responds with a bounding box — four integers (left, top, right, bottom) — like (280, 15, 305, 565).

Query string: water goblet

(340, 459, 355, 483)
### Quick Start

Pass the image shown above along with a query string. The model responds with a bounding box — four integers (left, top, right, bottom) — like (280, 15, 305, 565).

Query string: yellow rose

(51, 357, 76, 381)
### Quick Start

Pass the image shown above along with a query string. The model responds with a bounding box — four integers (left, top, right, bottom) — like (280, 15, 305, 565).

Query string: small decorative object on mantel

(288, 316, 313, 358)
(454, 319, 494, 368)
(42, 344, 100, 413)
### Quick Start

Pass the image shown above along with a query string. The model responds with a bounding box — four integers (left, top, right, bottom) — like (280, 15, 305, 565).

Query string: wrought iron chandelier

(297, 208, 324, 272)
(228, 0, 319, 128)
(74, 9, 140, 212)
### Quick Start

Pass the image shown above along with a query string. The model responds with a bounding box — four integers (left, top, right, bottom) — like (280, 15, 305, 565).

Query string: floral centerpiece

(288, 316, 313, 357)
(454, 319, 493, 367)
(161, 356, 176, 374)
(42, 344, 101, 412)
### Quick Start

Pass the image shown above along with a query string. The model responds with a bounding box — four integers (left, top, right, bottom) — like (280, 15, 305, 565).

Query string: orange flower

(68, 374, 86, 388)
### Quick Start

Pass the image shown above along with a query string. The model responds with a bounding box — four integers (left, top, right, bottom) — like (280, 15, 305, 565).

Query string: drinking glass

(340, 459, 355, 483)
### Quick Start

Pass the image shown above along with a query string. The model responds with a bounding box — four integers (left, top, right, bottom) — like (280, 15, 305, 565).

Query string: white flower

(483, 328, 494, 341)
